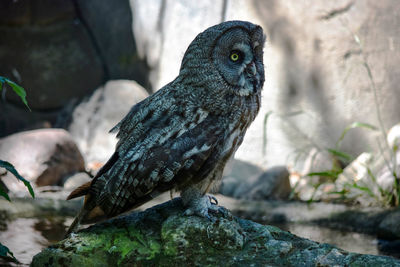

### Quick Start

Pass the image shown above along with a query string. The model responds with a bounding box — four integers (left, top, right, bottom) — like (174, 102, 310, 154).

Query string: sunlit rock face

(130, 0, 400, 174)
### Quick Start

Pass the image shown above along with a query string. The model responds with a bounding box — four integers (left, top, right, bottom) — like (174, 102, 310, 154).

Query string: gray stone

(0, 129, 85, 192)
(129, 1, 400, 173)
(378, 209, 400, 240)
(0, 0, 75, 26)
(76, 0, 150, 87)
(235, 0, 400, 170)
(376, 163, 398, 193)
(31, 199, 400, 266)
(0, 0, 150, 137)
(219, 159, 263, 197)
(220, 162, 291, 201)
(387, 123, 400, 150)
(0, 16, 104, 110)
(247, 166, 291, 200)
(69, 80, 148, 166)
(63, 172, 92, 190)
(130, 0, 224, 90)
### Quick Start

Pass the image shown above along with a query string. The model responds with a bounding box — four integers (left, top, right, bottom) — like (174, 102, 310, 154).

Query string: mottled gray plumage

(67, 20, 265, 234)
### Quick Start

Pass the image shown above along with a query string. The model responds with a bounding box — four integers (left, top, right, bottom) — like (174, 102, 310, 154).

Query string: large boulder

(128, 1, 400, 174)
(237, 0, 400, 170)
(31, 199, 400, 266)
(76, 0, 150, 87)
(0, 0, 104, 111)
(220, 163, 291, 201)
(0, 129, 85, 192)
(0, 0, 149, 137)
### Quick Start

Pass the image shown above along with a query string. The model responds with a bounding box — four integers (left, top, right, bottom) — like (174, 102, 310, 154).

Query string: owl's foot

(183, 194, 222, 221)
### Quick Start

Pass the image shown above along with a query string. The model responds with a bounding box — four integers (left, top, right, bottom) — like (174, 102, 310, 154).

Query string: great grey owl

(67, 20, 265, 234)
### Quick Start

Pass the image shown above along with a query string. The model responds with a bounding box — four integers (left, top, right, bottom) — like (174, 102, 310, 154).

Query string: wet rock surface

(31, 199, 400, 266)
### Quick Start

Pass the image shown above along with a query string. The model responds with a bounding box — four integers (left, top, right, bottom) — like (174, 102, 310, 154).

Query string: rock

(376, 162, 398, 193)
(63, 172, 92, 190)
(219, 159, 263, 197)
(236, 0, 400, 169)
(0, 0, 150, 137)
(76, 0, 150, 87)
(0, 0, 104, 137)
(336, 153, 373, 187)
(387, 123, 400, 150)
(0, 4, 104, 110)
(131, 0, 225, 90)
(31, 199, 400, 266)
(378, 209, 400, 240)
(69, 80, 149, 166)
(247, 166, 291, 200)
(378, 240, 400, 259)
(375, 123, 400, 193)
(0, 0, 76, 26)
(301, 148, 334, 176)
(0, 129, 85, 192)
(220, 163, 291, 200)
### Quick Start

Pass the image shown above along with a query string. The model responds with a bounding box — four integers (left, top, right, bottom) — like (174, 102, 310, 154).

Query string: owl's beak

(245, 62, 257, 76)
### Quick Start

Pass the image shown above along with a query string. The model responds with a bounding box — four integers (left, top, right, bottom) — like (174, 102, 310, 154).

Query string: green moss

(31, 200, 400, 267)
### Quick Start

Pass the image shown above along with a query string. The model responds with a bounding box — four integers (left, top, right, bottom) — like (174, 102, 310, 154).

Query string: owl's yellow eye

(229, 50, 242, 62)
(230, 53, 239, 61)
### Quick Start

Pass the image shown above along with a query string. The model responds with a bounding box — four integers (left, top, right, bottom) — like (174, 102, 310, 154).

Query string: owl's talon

(208, 195, 218, 205)
(182, 194, 221, 221)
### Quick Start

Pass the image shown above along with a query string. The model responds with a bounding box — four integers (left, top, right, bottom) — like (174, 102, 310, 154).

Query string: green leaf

(0, 183, 10, 201)
(0, 160, 35, 198)
(336, 122, 378, 147)
(307, 170, 342, 179)
(328, 189, 348, 196)
(327, 148, 354, 161)
(350, 182, 374, 197)
(262, 111, 273, 156)
(0, 242, 18, 263)
(4, 78, 31, 111)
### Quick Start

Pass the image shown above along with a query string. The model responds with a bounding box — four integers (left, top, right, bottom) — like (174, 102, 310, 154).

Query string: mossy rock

(31, 199, 400, 266)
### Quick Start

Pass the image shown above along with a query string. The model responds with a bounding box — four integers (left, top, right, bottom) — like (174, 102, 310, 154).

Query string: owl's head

(179, 21, 266, 97)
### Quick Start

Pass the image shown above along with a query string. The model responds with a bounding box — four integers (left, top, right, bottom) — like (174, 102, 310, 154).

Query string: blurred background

(1, 0, 400, 265)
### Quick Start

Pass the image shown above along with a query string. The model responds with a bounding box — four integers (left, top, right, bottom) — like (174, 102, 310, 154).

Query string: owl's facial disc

(212, 27, 265, 96)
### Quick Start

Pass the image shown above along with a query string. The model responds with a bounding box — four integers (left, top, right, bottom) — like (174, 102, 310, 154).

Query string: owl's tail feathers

(67, 181, 92, 200)
(65, 205, 89, 237)
(66, 181, 107, 237)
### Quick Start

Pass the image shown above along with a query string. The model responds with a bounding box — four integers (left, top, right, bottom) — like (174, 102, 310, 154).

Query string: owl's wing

(92, 100, 225, 217)
(109, 84, 176, 151)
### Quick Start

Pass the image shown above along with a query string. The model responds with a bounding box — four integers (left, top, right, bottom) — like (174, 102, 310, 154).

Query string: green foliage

(307, 170, 343, 180)
(0, 161, 35, 264)
(0, 160, 35, 201)
(326, 148, 353, 162)
(0, 77, 33, 263)
(335, 122, 377, 148)
(0, 76, 30, 110)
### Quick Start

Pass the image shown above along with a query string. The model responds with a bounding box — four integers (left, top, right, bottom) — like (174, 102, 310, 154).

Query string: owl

(66, 20, 265, 234)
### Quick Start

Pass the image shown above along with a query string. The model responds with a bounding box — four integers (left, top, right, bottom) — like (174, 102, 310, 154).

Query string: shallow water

(0, 217, 73, 266)
(0, 216, 390, 265)
(275, 222, 379, 255)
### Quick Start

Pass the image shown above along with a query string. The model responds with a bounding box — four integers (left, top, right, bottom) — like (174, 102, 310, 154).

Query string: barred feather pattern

(68, 20, 266, 226)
